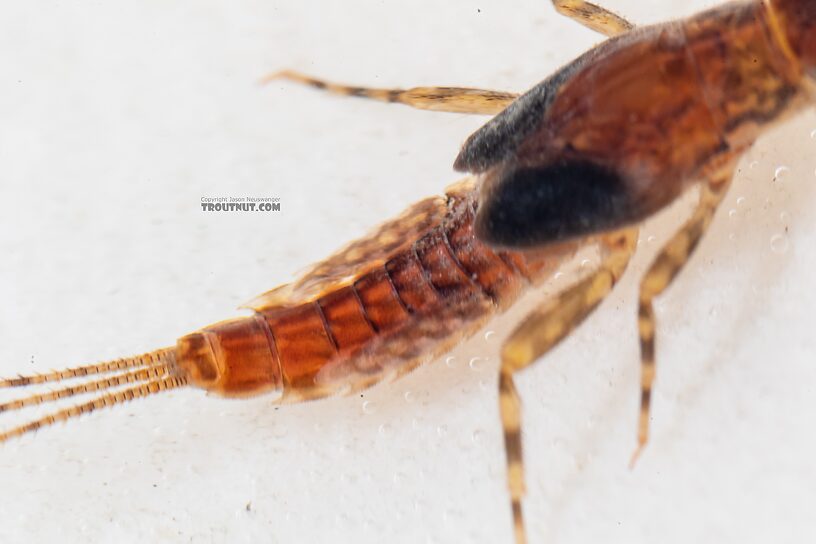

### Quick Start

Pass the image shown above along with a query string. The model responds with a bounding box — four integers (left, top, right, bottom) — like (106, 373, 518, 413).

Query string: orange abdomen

(177, 186, 565, 400)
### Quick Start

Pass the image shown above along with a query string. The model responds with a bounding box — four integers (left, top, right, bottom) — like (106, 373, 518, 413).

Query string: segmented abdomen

(259, 186, 565, 400)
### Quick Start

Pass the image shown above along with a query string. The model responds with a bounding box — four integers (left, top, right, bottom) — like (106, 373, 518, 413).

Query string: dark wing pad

(475, 160, 638, 248)
(453, 46, 604, 174)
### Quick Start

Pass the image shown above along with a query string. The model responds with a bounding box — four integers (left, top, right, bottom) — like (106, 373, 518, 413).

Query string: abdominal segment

(259, 182, 567, 401)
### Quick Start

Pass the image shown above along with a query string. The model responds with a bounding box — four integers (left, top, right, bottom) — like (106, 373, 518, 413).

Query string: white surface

(1, 1, 816, 543)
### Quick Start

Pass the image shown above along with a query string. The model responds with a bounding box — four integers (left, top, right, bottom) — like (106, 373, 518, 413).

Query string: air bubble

(378, 423, 392, 436)
(780, 211, 791, 223)
(774, 165, 790, 181)
(728, 209, 737, 219)
(445, 356, 457, 368)
(403, 390, 415, 403)
(469, 357, 485, 372)
(811, 128, 816, 139)
(736, 196, 746, 206)
(472, 429, 484, 443)
(647, 235, 656, 243)
(770, 234, 790, 254)
(749, 160, 759, 169)
(362, 400, 377, 414)
(484, 330, 496, 341)
(437, 424, 448, 437)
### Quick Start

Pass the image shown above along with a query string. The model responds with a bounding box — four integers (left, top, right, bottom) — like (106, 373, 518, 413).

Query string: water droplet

(647, 235, 657, 243)
(403, 390, 415, 403)
(749, 160, 760, 169)
(736, 196, 746, 206)
(483, 330, 496, 341)
(770, 234, 790, 254)
(393, 471, 404, 485)
(378, 423, 392, 436)
(469, 357, 485, 372)
(445, 356, 457, 368)
(780, 211, 791, 223)
(362, 400, 377, 414)
(811, 128, 816, 139)
(471, 429, 484, 443)
(728, 209, 737, 219)
(437, 424, 448, 437)
(580, 258, 591, 268)
(728, 233, 737, 242)
(774, 165, 790, 181)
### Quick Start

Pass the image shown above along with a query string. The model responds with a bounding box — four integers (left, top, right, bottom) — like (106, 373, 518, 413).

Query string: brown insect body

(5, 1, 816, 541)
(2, 0, 813, 438)
(179, 0, 816, 404)
(177, 179, 575, 401)
(469, 0, 813, 247)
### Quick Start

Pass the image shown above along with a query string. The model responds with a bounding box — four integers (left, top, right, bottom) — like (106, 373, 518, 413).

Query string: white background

(1, 1, 816, 543)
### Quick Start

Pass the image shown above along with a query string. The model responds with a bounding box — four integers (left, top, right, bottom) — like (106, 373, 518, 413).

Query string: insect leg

(498, 228, 638, 544)
(551, 0, 634, 36)
(630, 167, 735, 467)
(261, 70, 518, 115)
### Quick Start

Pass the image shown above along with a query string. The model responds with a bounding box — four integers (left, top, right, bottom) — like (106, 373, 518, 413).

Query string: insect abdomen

(265, 189, 560, 398)
(177, 185, 568, 400)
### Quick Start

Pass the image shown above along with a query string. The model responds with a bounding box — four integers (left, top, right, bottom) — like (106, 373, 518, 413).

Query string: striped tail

(0, 348, 186, 443)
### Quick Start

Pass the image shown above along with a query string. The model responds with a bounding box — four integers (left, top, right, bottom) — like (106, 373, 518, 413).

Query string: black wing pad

(475, 160, 639, 248)
(453, 45, 604, 174)
(452, 81, 558, 173)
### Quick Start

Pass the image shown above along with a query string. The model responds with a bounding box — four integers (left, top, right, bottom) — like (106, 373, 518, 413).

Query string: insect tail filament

(0, 347, 184, 443)
(0, 375, 187, 443)
(0, 365, 170, 413)
(0, 348, 175, 388)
